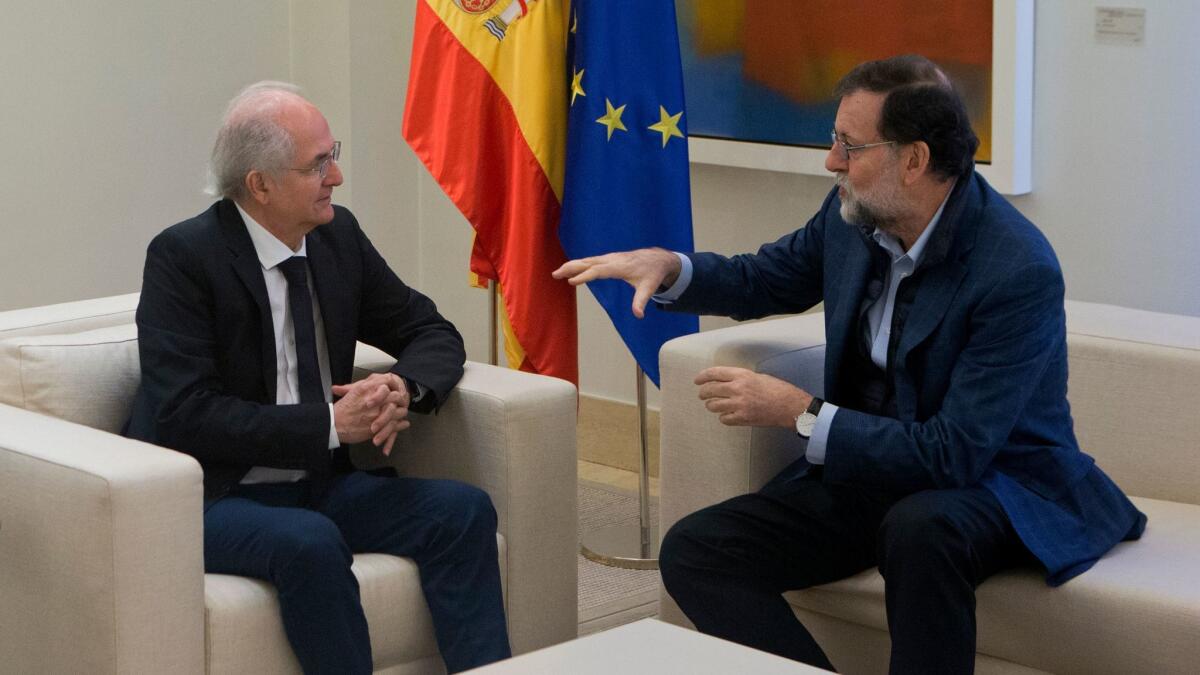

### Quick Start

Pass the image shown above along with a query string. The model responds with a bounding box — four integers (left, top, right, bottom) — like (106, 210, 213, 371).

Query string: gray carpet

(577, 482, 661, 635)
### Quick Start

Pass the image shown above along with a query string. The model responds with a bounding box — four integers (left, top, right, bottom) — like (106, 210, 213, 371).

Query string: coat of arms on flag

(403, 0, 578, 385)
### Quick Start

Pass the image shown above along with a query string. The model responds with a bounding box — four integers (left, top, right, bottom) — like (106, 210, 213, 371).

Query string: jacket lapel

(218, 200, 278, 402)
(894, 176, 980, 385)
(823, 229, 874, 403)
(895, 262, 968, 361)
(305, 231, 355, 383)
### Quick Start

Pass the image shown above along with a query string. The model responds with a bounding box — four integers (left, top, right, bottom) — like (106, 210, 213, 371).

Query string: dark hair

(834, 54, 978, 180)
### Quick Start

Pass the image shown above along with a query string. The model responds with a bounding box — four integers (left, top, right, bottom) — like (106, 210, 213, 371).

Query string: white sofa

(657, 300, 1200, 674)
(0, 293, 579, 674)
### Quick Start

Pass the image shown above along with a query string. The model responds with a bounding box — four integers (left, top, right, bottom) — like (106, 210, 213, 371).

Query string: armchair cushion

(0, 324, 139, 433)
(204, 544, 506, 674)
(787, 496, 1200, 674)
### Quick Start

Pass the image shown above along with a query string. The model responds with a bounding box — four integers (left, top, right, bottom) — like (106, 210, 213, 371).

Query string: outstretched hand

(552, 247, 682, 318)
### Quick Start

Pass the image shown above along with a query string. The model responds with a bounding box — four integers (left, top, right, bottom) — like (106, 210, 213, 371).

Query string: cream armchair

(0, 293, 578, 674)
(657, 301, 1200, 674)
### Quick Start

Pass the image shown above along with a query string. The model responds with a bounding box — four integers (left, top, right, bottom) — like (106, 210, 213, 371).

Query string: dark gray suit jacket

(125, 199, 465, 505)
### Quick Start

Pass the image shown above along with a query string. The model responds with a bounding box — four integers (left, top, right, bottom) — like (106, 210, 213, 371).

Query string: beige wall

(1, 1, 1197, 408)
(0, 1, 293, 311)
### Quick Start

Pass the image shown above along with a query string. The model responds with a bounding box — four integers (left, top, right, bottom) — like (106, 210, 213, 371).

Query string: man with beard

(553, 54, 1144, 673)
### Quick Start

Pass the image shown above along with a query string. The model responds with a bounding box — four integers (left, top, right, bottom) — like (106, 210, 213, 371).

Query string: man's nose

(325, 158, 344, 187)
(825, 145, 846, 174)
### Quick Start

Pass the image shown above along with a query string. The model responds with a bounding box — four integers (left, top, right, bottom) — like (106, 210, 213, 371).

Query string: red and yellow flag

(403, 0, 578, 385)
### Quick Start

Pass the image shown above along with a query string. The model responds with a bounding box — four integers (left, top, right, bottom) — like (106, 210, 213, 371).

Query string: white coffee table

(467, 618, 827, 674)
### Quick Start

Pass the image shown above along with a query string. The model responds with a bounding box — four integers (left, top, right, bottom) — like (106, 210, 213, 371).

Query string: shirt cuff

(804, 402, 839, 465)
(651, 252, 693, 304)
(327, 403, 340, 450)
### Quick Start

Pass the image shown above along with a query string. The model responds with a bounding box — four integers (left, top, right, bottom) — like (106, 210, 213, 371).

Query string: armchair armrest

(657, 314, 826, 626)
(352, 347, 578, 655)
(0, 403, 205, 673)
(658, 313, 827, 534)
(657, 312, 825, 528)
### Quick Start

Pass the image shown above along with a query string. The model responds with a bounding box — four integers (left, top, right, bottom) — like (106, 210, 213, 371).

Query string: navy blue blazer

(671, 173, 1145, 585)
(125, 200, 466, 505)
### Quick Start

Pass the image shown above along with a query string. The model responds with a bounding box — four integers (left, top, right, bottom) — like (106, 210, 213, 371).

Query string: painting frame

(686, 0, 1033, 195)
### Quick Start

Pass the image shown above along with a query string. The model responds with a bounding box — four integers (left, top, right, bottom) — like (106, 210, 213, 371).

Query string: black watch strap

(806, 397, 824, 417)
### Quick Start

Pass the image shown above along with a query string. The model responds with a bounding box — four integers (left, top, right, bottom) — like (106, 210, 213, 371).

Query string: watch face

(795, 411, 817, 438)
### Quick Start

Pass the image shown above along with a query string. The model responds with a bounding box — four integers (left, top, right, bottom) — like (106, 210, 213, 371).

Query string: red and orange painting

(679, 0, 994, 162)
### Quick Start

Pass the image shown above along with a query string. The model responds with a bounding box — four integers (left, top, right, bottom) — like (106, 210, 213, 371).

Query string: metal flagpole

(579, 364, 658, 569)
(635, 363, 654, 558)
(488, 281, 499, 366)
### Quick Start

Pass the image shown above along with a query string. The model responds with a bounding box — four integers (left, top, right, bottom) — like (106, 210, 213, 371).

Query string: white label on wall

(1096, 7, 1146, 45)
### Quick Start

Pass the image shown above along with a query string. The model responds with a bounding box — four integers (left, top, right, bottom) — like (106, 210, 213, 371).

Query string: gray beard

(840, 192, 899, 232)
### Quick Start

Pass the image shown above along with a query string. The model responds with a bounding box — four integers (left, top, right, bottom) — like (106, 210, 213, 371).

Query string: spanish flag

(403, 0, 578, 385)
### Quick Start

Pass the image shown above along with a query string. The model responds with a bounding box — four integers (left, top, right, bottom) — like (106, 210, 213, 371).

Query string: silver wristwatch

(795, 397, 824, 439)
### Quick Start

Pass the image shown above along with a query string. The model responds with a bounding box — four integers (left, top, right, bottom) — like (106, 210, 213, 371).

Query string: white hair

(205, 80, 306, 200)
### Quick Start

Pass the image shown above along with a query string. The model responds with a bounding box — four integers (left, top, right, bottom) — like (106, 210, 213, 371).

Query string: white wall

(0, 1, 293, 310)
(0, 0, 417, 312)
(1009, 1, 1200, 316)
(1, 1, 1196, 408)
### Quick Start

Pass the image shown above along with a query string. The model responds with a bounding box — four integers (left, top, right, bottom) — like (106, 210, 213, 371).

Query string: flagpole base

(580, 523, 659, 570)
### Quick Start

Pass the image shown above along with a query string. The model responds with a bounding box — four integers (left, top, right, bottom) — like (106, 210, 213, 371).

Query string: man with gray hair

(125, 81, 510, 673)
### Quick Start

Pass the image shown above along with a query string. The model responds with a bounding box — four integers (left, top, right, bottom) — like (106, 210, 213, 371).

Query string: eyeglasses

(829, 131, 895, 162)
(289, 141, 341, 179)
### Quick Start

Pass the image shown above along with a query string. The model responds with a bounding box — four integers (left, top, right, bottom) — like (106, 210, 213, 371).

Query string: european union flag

(559, 0, 698, 387)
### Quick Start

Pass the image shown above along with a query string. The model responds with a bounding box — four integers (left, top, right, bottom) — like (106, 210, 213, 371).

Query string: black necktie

(278, 256, 335, 499)
(277, 257, 325, 405)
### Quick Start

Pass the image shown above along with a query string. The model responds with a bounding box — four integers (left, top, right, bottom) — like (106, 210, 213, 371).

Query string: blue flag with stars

(559, 0, 698, 387)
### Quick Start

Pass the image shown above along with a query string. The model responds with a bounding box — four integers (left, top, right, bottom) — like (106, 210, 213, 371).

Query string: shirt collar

(235, 202, 307, 270)
(870, 183, 954, 267)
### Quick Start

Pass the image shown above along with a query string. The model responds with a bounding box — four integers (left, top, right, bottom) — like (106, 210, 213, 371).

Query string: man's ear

(245, 170, 271, 205)
(902, 141, 932, 185)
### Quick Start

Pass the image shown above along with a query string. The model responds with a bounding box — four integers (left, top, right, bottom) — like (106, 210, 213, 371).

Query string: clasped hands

(332, 372, 410, 456)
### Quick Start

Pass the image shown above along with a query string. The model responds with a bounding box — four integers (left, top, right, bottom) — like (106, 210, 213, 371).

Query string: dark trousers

(204, 471, 511, 674)
(659, 464, 1031, 674)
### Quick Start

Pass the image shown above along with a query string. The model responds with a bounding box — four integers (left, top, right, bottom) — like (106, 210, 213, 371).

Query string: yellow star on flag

(648, 105, 685, 148)
(596, 98, 628, 141)
(571, 10, 578, 34)
(570, 68, 586, 107)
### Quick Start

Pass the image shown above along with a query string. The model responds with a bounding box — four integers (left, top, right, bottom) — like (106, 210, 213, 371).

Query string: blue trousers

(204, 471, 511, 674)
(660, 465, 1033, 674)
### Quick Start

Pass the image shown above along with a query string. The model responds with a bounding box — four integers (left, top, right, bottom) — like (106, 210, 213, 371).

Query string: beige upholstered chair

(656, 301, 1200, 674)
(0, 293, 578, 674)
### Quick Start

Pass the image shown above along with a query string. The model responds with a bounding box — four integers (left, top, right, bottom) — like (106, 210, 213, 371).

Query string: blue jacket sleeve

(349, 217, 465, 413)
(665, 190, 835, 319)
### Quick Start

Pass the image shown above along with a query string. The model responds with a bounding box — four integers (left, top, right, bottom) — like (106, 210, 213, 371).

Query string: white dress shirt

(236, 204, 340, 483)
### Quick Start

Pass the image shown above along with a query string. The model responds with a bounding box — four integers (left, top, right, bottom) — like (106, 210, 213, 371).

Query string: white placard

(1096, 7, 1146, 46)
